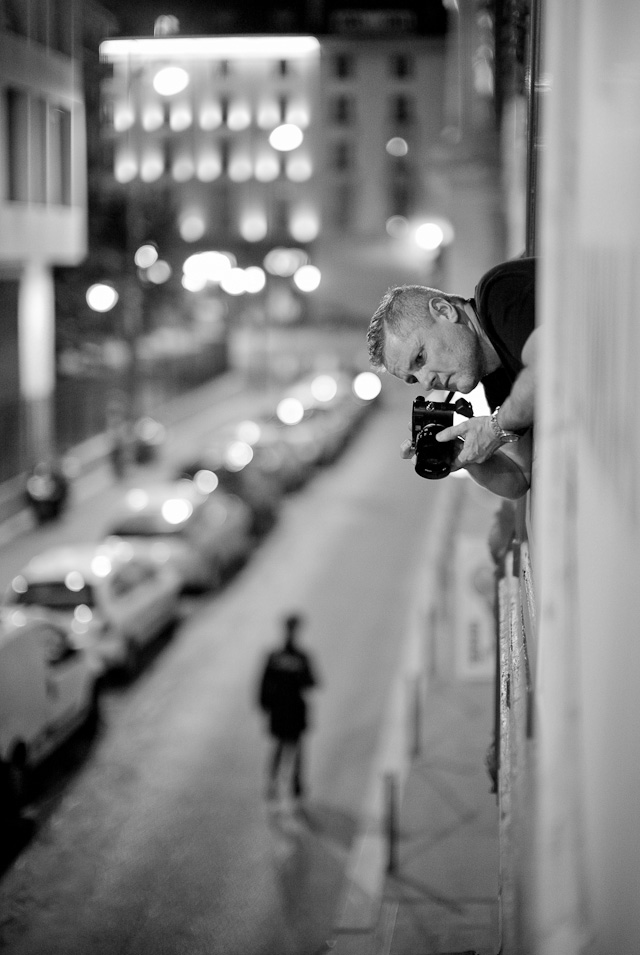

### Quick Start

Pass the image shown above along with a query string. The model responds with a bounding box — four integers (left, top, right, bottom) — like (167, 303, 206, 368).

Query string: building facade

(0, 0, 92, 481)
(98, 18, 449, 342)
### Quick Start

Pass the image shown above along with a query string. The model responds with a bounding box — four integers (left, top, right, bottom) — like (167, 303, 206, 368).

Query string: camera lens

(414, 424, 457, 480)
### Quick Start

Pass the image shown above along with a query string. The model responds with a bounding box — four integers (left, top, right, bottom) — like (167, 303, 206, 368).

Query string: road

(0, 373, 450, 955)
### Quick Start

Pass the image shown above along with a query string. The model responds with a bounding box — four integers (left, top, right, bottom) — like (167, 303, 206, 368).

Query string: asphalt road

(0, 373, 449, 955)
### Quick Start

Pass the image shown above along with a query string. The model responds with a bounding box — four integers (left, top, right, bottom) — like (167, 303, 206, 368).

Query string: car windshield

(16, 581, 95, 609)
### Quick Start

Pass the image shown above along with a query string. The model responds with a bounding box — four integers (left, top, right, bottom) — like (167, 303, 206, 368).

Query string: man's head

(367, 285, 484, 395)
(283, 612, 303, 648)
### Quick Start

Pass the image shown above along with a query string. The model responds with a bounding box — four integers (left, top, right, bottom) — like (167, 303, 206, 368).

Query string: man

(257, 613, 318, 803)
(367, 257, 538, 499)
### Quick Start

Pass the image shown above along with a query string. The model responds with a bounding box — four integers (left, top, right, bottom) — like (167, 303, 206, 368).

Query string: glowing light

(254, 153, 280, 182)
(74, 605, 93, 624)
(140, 150, 164, 182)
(220, 268, 247, 295)
(353, 371, 382, 401)
(113, 102, 135, 131)
(135, 244, 159, 269)
(257, 99, 280, 129)
(240, 212, 267, 242)
(311, 375, 337, 402)
(142, 102, 164, 131)
(170, 103, 192, 131)
(12, 575, 28, 594)
(277, 397, 305, 426)
(86, 283, 119, 312)
(183, 251, 233, 285)
(386, 137, 409, 157)
(162, 498, 193, 524)
(269, 124, 303, 152)
(244, 266, 266, 293)
(101, 36, 321, 61)
(114, 153, 137, 183)
(126, 489, 149, 510)
(293, 264, 321, 292)
(147, 260, 172, 284)
(236, 420, 261, 444)
(228, 154, 253, 182)
(172, 156, 195, 181)
(90, 555, 112, 577)
(194, 469, 219, 494)
(196, 151, 222, 181)
(227, 101, 251, 130)
(224, 441, 253, 471)
(264, 247, 308, 277)
(153, 66, 189, 96)
(199, 102, 222, 130)
(286, 156, 312, 182)
(415, 222, 445, 251)
(386, 215, 409, 238)
(179, 213, 206, 242)
(289, 210, 319, 242)
(285, 102, 310, 128)
(182, 272, 207, 292)
(65, 571, 85, 592)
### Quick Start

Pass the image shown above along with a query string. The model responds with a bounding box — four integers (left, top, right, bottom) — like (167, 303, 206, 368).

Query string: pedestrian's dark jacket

(472, 257, 536, 412)
(258, 645, 317, 740)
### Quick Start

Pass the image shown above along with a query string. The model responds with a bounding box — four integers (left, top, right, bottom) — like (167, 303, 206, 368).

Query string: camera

(411, 394, 473, 480)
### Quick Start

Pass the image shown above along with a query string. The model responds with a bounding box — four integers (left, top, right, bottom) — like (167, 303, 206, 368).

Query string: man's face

(383, 308, 483, 395)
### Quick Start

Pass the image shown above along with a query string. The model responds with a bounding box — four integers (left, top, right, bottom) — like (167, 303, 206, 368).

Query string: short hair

(366, 284, 465, 370)
(284, 613, 303, 633)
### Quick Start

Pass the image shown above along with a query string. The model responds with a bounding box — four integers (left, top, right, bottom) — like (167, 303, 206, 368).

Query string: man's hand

(436, 415, 503, 468)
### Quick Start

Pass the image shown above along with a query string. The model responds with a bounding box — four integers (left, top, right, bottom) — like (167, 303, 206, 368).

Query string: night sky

(97, 0, 447, 38)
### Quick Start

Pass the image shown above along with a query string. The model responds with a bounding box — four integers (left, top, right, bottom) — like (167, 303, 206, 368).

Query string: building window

(334, 54, 354, 79)
(390, 54, 414, 79)
(390, 178, 414, 219)
(390, 94, 414, 125)
(333, 182, 353, 230)
(2, 0, 28, 38)
(332, 140, 352, 171)
(6, 88, 28, 201)
(48, 106, 72, 206)
(329, 94, 355, 126)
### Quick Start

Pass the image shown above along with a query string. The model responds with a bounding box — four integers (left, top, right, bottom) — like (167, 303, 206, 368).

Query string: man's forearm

(494, 365, 535, 433)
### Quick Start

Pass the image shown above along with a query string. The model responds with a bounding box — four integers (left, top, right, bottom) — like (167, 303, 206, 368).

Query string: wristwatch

(490, 406, 520, 443)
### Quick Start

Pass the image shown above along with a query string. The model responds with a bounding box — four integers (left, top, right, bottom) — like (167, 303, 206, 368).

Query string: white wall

(534, 1, 640, 951)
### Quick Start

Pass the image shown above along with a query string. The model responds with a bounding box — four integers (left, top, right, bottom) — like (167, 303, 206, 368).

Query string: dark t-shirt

(472, 258, 536, 411)
(258, 645, 317, 739)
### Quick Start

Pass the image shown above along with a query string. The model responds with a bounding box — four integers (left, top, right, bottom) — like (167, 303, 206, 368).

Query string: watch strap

(490, 406, 520, 443)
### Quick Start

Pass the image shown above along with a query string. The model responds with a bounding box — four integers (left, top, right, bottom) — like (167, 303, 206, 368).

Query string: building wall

(0, 0, 88, 468)
(532, 1, 640, 952)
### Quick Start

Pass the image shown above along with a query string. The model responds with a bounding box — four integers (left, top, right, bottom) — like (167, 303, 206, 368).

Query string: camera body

(411, 395, 473, 480)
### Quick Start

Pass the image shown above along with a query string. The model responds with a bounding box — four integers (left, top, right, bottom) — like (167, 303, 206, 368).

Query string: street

(0, 373, 451, 955)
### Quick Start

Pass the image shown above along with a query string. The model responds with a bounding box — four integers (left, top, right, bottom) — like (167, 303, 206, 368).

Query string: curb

(330, 477, 466, 954)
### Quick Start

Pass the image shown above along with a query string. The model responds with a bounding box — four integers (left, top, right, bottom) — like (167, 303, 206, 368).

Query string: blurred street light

(86, 282, 119, 312)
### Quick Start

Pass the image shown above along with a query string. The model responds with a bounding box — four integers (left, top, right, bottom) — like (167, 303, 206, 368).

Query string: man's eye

(414, 349, 424, 368)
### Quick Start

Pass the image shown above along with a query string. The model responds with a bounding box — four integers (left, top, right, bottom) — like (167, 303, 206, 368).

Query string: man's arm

(438, 327, 539, 467)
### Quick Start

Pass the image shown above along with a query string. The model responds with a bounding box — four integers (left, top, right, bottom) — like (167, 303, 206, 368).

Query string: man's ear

(428, 296, 459, 322)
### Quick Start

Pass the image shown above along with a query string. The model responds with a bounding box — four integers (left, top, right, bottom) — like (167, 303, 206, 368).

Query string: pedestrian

(257, 613, 319, 804)
(367, 256, 538, 499)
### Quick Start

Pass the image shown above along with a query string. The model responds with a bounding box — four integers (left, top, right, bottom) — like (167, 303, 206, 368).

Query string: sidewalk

(330, 478, 501, 955)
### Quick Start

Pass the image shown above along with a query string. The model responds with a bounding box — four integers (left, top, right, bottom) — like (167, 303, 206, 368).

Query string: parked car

(0, 609, 101, 816)
(104, 480, 254, 592)
(5, 540, 181, 676)
(176, 440, 281, 537)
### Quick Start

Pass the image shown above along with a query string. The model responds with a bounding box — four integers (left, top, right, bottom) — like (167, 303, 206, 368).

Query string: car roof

(105, 481, 236, 534)
(14, 541, 144, 584)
